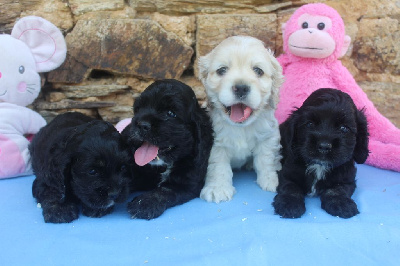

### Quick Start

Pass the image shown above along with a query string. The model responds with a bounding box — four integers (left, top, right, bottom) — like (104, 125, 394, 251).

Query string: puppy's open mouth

(134, 141, 172, 166)
(225, 103, 253, 123)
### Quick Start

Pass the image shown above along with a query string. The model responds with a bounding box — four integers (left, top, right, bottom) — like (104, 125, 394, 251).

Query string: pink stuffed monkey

(0, 16, 67, 178)
(276, 3, 400, 172)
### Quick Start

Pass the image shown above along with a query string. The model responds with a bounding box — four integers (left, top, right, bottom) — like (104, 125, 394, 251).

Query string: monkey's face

(288, 14, 335, 59)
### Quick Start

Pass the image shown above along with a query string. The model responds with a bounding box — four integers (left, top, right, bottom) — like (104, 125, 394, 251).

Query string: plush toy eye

(302, 22, 309, 29)
(216, 67, 228, 76)
(253, 67, 264, 77)
(340, 125, 350, 133)
(19, 66, 25, 74)
(167, 110, 177, 118)
(88, 169, 98, 176)
(317, 23, 325, 30)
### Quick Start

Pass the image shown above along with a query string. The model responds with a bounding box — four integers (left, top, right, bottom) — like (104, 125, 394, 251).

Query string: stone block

(49, 19, 193, 83)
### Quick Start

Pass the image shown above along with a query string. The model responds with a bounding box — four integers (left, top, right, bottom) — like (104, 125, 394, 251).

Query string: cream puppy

(198, 36, 284, 203)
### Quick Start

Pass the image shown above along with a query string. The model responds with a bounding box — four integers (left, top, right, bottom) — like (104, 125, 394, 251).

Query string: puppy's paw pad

(322, 196, 359, 218)
(42, 202, 79, 223)
(272, 194, 305, 219)
(257, 172, 278, 192)
(128, 195, 166, 220)
(200, 185, 236, 203)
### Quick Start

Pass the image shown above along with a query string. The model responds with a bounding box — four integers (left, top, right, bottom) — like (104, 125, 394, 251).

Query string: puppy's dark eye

(317, 23, 325, 30)
(306, 121, 314, 128)
(167, 110, 177, 118)
(121, 165, 127, 171)
(302, 22, 309, 29)
(216, 67, 228, 76)
(88, 169, 98, 176)
(340, 125, 350, 133)
(253, 67, 264, 77)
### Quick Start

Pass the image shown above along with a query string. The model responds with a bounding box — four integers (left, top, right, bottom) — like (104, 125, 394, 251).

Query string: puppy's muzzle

(233, 84, 250, 99)
(318, 141, 332, 154)
(137, 120, 151, 132)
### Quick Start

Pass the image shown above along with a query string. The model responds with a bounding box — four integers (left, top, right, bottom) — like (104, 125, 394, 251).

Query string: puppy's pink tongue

(230, 104, 252, 123)
(134, 142, 159, 166)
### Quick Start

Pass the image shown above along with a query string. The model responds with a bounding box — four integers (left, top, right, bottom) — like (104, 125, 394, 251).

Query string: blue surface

(1, 164, 399, 265)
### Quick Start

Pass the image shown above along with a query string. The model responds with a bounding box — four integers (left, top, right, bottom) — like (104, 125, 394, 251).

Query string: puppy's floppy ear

(353, 108, 369, 164)
(197, 53, 211, 83)
(266, 49, 284, 109)
(279, 112, 297, 160)
(41, 123, 98, 201)
(38, 127, 82, 201)
(189, 101, 213, 188)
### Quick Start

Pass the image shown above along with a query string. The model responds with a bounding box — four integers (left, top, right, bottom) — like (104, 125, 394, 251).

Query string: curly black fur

(30, 112, 133, 223)
(121, 79, 213, 220)
(272, 89, 369, 219)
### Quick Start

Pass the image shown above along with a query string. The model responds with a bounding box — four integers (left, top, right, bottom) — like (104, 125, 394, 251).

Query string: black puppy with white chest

(30, 112, 132, 223)
(272, 88, 369, 219)
(122, 79, 213, 220)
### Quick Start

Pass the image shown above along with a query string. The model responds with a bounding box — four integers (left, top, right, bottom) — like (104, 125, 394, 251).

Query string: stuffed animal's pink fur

(276, 3, 400, 172)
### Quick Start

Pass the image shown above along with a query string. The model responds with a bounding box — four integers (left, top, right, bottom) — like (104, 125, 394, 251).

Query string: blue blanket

(1, 164, 399, 265)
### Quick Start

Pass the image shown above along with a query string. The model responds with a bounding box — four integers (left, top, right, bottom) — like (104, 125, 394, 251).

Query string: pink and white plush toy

(275, 3, 400, 172)
(0, 16, 67, 178)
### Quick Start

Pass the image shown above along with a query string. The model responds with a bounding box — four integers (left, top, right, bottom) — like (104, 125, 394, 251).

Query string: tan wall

(1, 0, 399, 126)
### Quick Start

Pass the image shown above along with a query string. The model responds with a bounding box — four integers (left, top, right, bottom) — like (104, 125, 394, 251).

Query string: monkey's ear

(339, 35, 351, 58)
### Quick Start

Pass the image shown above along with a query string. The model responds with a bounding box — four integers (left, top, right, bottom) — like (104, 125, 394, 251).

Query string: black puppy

(121, 79, 213, 220)
(272, 88, 369, 219)
(30, 112, 132, 223)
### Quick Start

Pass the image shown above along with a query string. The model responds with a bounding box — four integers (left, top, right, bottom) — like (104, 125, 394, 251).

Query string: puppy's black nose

(137, 120, 151, 132)
(233, 84, 250, 99)
(318, 142, 332, 154)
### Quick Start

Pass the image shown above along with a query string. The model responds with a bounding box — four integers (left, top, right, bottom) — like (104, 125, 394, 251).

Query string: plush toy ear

(353, 108, 369, 164)
(339, 35, 351, 58)
(11, 16, 67, 73)
(115, 118, 132, 133)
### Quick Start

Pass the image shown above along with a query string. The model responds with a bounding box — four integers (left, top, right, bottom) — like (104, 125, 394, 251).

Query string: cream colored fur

(198, 36, 284, 203)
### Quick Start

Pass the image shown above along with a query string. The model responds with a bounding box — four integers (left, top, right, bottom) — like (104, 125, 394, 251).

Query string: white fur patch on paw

(200, 185, 236, 203)
(257, 171, 278, 192)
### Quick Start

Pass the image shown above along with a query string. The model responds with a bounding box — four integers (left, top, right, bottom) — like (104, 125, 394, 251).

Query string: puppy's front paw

(272, 194, 305, 219)
(42, 202, 79, 223)
(82, 205, 114, 218)
(127, 194, 166, 220)
(257, 171, 278, 192)
(321, 196, 359, 218)
(200, 184, 236, 203)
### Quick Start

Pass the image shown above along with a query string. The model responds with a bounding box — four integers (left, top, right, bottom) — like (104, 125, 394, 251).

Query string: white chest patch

(306, 164, 330, 196)
(149, 157, 167, 166)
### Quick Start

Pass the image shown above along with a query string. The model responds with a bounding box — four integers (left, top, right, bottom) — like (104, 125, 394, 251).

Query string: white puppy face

(198, 36, 283, 126)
